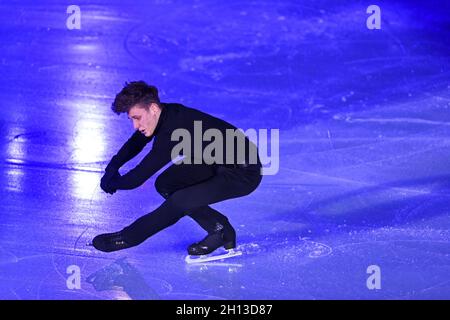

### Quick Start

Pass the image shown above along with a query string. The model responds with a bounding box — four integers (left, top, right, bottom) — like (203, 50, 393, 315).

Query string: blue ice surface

(0, 0, 449, 300)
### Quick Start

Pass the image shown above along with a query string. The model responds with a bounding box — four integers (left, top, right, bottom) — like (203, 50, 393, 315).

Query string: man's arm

(108, 143, 173, 190)
(105, 130, 152, 172)
(100, 130, 151, 194)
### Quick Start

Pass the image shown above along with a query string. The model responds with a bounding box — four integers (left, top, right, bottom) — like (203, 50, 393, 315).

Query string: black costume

(94, 103, 262, 254)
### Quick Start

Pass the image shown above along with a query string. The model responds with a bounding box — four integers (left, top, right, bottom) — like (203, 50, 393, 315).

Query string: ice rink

(0, 0, 449, 299)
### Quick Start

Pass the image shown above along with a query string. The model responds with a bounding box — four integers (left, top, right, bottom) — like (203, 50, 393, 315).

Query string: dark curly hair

(111, 81, 161, 115)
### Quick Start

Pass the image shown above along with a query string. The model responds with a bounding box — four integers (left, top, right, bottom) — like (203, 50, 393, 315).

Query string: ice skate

(185, 224, 242, 263)
(188, 221, 237, 254)
(89, 231, 133, 252)
(185, 247, 242, 264)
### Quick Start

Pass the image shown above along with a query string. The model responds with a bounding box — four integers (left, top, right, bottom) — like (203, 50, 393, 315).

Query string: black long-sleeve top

(106, 103, 259, 190)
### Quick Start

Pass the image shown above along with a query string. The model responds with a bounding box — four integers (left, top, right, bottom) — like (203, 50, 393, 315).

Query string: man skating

(93, 81, 262, 257)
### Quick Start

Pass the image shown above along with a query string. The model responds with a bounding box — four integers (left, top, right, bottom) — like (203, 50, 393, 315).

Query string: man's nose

(133, 121, 139, 130)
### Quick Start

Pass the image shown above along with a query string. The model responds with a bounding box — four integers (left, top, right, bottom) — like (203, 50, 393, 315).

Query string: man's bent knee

(154, 175, 171, 199)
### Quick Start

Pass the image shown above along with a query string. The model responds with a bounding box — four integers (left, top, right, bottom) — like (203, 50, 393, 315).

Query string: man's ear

(150, 103, 159, 114)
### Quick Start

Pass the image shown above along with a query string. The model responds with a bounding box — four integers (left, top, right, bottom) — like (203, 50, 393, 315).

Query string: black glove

(100, 170, 120, 195)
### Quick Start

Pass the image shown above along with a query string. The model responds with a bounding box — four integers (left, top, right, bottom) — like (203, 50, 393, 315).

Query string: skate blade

(185, 249, 242, 264)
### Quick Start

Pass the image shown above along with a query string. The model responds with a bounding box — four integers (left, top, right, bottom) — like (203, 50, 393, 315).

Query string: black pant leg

(122, 166, 262, 245)
(155, 163, 231, 233)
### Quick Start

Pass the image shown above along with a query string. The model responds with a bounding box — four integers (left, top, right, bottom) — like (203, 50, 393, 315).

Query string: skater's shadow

(86, 258, 160, 300)
(268, 173, 450, 238)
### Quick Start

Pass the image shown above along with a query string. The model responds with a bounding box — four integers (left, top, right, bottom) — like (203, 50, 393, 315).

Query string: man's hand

(100, 170, 120, 195)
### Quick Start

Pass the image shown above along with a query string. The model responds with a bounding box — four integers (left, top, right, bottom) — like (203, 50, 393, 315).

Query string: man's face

(127, 103, 160, 137)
